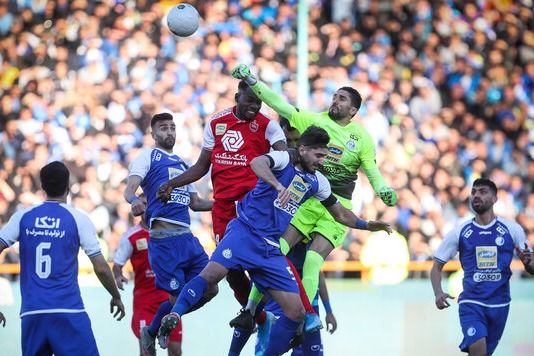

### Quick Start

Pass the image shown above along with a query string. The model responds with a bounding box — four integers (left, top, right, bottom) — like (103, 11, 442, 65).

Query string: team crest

(223, 248, 232, 259)
(467, 327, 476, 336)
(346, 140, 356, 150)
(170, 278, 180, 290)
(495, 236, 504, 246)
(215, 123, 227, 135)
(249, 120, 259, 132)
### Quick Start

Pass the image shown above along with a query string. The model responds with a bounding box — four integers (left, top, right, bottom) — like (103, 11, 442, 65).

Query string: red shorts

(132, 302, 182, 342)
(212, 199, 238, 243)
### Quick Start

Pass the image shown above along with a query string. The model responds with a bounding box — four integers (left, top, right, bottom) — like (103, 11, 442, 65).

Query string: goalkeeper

(232, 64, 397, 304)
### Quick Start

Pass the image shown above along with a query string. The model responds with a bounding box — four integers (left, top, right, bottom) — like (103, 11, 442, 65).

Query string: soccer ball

(166, 4, 200, 37)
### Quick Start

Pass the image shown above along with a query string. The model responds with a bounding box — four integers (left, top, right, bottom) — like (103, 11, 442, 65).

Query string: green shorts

(291, 195, 352, 248)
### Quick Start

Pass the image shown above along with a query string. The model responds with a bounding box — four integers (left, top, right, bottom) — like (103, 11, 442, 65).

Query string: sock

(171, 276, 208, 316)
(302, 250, 324, 303)
(147, 300, 172, 336)
(228, 327, 253, 356)
(280, 237, 290, 255)
(254, 300, 266, 325)
(300, 326, 322, 355)
(246, 284, 264, 316)
(286, 257, 315, 315)
(227, 270, 251, 306)
(263, 315, 300, 356)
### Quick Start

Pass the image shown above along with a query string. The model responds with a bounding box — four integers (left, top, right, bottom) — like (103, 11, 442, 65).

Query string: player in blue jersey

(431, 178, 534, 356)
(155, 125, 391, 355)
(0, 161, 125, 356)
(124, 112, 217, 356)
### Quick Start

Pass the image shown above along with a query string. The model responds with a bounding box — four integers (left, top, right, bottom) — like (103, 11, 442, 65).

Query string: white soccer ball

(166, 4, 200, 37)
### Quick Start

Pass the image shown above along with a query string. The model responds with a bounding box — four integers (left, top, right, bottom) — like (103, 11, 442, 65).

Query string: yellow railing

(0, 260, 526, 284)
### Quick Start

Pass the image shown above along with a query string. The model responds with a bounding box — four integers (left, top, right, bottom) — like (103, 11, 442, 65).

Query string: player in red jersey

(113, 198, 182, 356)
(157, 82, 322, 341)
(157, 80, 286, 304)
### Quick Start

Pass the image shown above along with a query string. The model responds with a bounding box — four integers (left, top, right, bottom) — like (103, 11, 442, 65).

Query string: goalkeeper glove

(231, 64, 257, 86)
(379, 187, 397, 207)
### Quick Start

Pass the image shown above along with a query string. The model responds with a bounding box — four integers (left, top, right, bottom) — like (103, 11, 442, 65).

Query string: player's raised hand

(157, 181, 173, 203)
(379, 187, 397, 207)
(231, 64, 257, 85)
(367, 220, 393, 234)
(434, 291, 454, 310)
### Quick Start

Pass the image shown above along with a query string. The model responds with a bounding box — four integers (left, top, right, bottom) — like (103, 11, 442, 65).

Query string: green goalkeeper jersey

(251, 81, 387, 200)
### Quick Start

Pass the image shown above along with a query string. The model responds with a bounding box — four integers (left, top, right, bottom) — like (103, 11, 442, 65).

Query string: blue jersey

(0, 202, 101, 317)
(129, 148, 197, 229)
(236, 151, 331, 245)
(434, 217, 531, 306)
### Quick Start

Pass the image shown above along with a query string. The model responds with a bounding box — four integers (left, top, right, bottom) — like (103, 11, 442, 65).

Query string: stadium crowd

(0, 0, 533, 278)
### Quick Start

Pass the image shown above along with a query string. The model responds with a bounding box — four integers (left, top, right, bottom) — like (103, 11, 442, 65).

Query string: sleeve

(71, 207, 102, 258)
(359, 129, 388, 194)
(250, 81, 297, 120)
(266, 150, 290, 171)
(201, 119, 215, 151)
(509, 221, 532, 252)
(312, 171, 333, 202)
(433, 227, 460, 264)
(113, 233, 134, 265)
(128, 148, 151, 180)
(0, 209, 25, 247)
(265, 119, 286, 146)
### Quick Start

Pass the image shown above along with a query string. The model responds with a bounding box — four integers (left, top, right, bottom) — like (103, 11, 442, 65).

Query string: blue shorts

(22, 312, 98, 356)
(458, 302, 509, 355)
(210, 219, 299, 295)
(148, 232, 209, 296)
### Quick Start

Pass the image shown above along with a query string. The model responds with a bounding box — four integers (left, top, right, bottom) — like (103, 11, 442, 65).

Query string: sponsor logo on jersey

(249, 120, 259, 132)
(214, 152, 248, 166)
(274, 199, 299, 216)
(473, 272, 502, 282)
(187, 288, 196, 297)
(476, 246, 497, 269)
(288, 175, 308, 202)
(223, 248, 232, 259)
(222, 130, 244, 152)
(326, 144, 343, 164)
(136, 238, 148, 250)
(321, 166, 342, 175)
(215, 123, 227, 135)
(349, 133, 359, 140)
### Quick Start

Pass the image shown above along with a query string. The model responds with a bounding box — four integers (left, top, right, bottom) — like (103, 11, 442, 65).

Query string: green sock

(302, 250, 324, 301)
(246, 283, 264, 315)
(280, 237, 290, 255)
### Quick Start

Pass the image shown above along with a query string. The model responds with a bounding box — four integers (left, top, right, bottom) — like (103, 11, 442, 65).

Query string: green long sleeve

(250, 81, 297, 120)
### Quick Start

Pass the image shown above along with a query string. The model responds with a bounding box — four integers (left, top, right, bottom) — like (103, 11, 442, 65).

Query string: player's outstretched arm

(318, 272, 337, 334)
(430, 260, 454, 310)
(90, 254, 126, 321)
(325, 201, 392, 234)
(232, 64, 296, 120)
(189, 192, 214, 212)
(250, 155, 291, 207)
(157, 149, 212, 203)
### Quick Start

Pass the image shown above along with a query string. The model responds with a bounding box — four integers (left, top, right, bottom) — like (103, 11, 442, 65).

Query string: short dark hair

(340, 86, 362, 109)
(150, 112, 173, 128)
(473, 178, 497, 195)
(238, 80, 249, 91)
(298, 125, 330, 148)
(280, 117, 297, 132)
(40, 161, 69, 197)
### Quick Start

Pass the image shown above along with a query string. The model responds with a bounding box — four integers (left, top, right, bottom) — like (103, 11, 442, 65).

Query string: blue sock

(228, 327, 253, 356)
(171, 276, 208, 316)
(263, 315, 300, 356)
(147, 300, 172, 336)
(300, 327, 322, 355)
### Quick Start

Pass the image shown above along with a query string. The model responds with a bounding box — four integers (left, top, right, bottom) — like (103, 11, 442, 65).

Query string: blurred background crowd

(0, 0, 533, 281)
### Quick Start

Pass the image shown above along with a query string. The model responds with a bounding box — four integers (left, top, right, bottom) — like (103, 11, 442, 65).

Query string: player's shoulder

(209, 107, 234, 123)
(496, 216, 524, 231)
